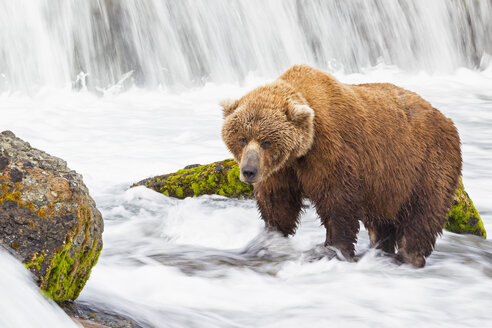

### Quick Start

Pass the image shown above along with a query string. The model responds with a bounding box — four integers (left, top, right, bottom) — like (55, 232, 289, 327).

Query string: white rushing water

(1, 1, 492, 328)
(0, 250, 79, 328)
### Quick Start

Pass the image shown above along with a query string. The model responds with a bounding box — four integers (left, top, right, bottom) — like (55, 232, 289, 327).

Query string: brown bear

(221, 65, 461, 267)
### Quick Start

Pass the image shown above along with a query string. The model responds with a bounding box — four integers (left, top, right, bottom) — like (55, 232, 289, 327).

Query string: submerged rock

(62, 301, 145, 328)
(135, 159, 486, 238)
(0, 131, 103, 302)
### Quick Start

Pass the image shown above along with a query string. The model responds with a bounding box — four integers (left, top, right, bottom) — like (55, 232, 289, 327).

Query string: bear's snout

(240, 143, 262, 184)
(241, 165, 258, 182)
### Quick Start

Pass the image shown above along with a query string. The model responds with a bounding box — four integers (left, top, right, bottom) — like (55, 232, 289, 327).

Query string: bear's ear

(287, 103, 315, 126)
(220, 98, 240, 118)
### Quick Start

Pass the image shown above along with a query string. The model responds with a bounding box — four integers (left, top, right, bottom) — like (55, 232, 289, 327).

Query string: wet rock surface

(63, 301, 145, 328)
(0, 130, 103, 302)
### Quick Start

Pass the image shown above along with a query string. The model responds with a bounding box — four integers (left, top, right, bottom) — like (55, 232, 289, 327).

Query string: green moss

(42, 239, 101, 302)
(133, 159, 253, 199)
(25, 253, 45, 271)
(38, 201, 103, 302)
(207, 174, 217, 187)
(444, 177, 486, 238)
(191, 182, 200, 195)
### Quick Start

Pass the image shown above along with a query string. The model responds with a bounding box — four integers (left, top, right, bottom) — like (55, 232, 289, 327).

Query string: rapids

(0, 1, 491, 327)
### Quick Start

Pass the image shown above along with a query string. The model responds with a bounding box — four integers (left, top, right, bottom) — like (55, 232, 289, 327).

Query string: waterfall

(0, 0, 491, 92)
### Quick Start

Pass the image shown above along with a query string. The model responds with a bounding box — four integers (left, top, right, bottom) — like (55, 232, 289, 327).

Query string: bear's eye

(238, 137, 248, 146)
(261, 140, 272, 150)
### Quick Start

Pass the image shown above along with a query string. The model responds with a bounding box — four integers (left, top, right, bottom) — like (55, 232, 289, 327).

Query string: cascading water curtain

(0, 0, 491, 92)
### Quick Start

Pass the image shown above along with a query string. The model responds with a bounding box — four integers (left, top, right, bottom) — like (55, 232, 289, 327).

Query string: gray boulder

(0, 131, 103, 302)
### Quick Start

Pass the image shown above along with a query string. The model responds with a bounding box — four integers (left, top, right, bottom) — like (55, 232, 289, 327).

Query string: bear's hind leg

(396, 236, 427, 268)
(396, 107, 461, 267)
(396, 193, 447, 268)
(366, 221, 397, 254)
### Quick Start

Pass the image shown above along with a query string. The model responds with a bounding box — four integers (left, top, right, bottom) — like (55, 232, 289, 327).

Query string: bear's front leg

(254, 167, 303, 236)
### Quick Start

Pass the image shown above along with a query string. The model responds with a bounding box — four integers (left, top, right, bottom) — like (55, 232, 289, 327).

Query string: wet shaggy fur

(221, 65, 462, 267)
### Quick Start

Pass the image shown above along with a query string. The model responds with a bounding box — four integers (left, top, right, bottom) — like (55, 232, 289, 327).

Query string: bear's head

(221, 80, 315, 184)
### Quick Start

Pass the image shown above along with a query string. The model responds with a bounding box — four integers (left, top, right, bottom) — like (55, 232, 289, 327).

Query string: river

(0, 1, 491, 327)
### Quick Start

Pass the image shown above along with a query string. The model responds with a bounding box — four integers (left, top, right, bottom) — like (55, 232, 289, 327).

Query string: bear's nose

(241, 165, 258, 180)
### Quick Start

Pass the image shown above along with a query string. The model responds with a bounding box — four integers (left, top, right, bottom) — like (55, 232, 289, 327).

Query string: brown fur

(221, 65, 462, 267)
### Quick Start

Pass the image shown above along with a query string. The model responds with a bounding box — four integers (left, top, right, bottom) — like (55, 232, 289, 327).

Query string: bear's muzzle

(240, 143, 261, 184)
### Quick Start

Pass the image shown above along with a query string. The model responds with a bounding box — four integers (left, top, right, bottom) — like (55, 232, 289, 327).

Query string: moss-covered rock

(132, 159, 253, 199)
(135, 159, 486, 238)
(0, 131, 103, 302)
(444, 177, 486, 238)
